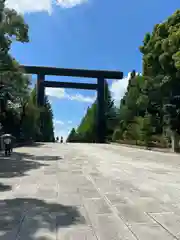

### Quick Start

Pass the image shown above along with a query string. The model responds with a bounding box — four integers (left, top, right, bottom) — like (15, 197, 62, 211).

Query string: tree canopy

(67, 80, 117, 143)
(0, 1, 54, 144)
(67, 10, 180, 152)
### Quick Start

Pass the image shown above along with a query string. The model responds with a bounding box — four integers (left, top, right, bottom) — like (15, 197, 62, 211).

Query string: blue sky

(7, 0, 179, 140)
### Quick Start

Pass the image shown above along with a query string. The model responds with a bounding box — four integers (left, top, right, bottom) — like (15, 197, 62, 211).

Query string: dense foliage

(0, 0, 54, 144)
(67, 80, 117, 143)
(67, 10, 180, 152)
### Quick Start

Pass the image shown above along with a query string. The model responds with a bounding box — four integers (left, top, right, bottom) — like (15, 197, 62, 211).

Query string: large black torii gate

(21, 65, 123, 143)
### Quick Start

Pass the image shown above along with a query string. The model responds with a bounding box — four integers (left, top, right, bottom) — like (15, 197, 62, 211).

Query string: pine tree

(104, 80, 117, 141)
(41, 96, 55, 142)
(66, 128, 77, 142)
(76, 80, 116, 142)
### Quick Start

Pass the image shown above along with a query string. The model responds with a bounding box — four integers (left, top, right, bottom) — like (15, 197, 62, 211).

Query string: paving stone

(57, 227, 97, 240)
(17, 204, 89, 238)
(129, 196, 173, 213)
(129, 223, 176, 240)
(56, 206, 91, 228)
(76, 180, 94, 189)
(57, 185, 79, 194)
(88, 213, 136, 240)
(17, 213, 56, 240)
(1, 143, 180, 239)
(79, 188, 101, 198)
(0, 199, 28, 239)
(13, 183, 40, 198)
(115, 203, 155, 224)
(57, 192, 82, 206)
(106, 193, 134, 205)
(35, 188, 58, 200)
(83, 198, 112, 215)
(148, 212, 180, 238)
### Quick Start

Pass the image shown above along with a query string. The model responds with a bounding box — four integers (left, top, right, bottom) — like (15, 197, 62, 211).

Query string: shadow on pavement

(0, 183, 12, 192)
(21, 154, 63, 161)
(21, 142, 46, 148)
(13, 142, 46, 149)
(0, 152, 49, 178)
(0, 198, 86, 240)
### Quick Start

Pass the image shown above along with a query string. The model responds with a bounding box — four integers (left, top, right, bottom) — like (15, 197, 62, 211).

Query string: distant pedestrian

(2, 133, 12, 156)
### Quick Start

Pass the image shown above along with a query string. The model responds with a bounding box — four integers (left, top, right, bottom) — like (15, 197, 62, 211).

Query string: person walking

(3, 134, 12, 156)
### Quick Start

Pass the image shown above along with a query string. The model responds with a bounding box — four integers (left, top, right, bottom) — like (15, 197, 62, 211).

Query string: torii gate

(21, 65, 123, 143)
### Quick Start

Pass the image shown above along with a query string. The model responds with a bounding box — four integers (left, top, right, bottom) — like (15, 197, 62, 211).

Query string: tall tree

(76, 80, 116, 142)
(20, 88, 40, 141)
(104, 80, 117, 141)
(66, 128, 77, 142)
(40, 96, 55, 142)
(140, 9, 180, 151)
(0, 0, 29, 133)
(0, 0, 29, 93)
(0, 2, 55, 144)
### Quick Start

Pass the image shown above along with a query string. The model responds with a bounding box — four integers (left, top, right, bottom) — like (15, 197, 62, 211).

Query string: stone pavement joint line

(86, 173, 139, 240)
(0, 143, 180, 239)
(146, 212, 180, 240)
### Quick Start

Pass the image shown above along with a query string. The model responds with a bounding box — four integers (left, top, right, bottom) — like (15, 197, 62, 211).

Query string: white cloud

(110, 72, 141, 107)
(68, 93, 95, 103)
(110, 73, 131, 107)
(5, 0, 52, 14)
(54, 119, 64, 125)
(56, 0, 87, 8)
(46, 88, 65, 99)
(5, 0, 87, 14)
(54, 119, 73, 126)
(46, 87, 95, 103)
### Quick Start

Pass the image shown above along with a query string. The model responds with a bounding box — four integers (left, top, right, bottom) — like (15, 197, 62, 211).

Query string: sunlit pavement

(0, 143, 180, 240)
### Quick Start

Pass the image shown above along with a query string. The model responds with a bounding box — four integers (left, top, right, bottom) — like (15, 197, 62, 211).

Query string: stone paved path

(0, 143, 180, 240)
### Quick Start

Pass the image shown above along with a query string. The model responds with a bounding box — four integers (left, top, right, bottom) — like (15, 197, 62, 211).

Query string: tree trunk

(171, 131, 180, 152)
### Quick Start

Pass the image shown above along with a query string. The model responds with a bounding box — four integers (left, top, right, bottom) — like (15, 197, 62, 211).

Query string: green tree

(0, 2, 55, 144)
(141, 113, 153, 147)
(19, 87, 40, 140)
(0, 0, 30, 137)
(104, 80, 117, 141)
(76, 80, 116, 143)
(113, 11, 180, 151)
(0, 0, 29, 98)
(66, 128, 77, 142)
(41, 96, 55, 142)
(140, 10, 180, 151)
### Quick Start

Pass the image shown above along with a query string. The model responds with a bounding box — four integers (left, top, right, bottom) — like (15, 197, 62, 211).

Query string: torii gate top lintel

(21, 65, 123, 80)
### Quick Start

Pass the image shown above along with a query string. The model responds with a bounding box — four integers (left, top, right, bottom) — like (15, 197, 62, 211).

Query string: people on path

(3, 134, 12, 156)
